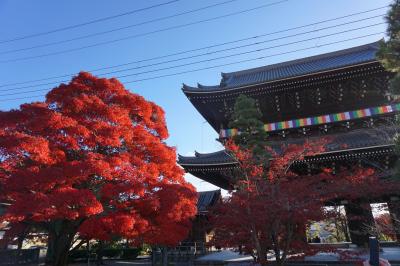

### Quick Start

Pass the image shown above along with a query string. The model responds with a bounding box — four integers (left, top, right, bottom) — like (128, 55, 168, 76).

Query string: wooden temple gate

(178, 41, 400, 247)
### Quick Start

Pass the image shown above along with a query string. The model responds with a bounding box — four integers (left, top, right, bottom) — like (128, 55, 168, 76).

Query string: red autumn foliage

(375, 213, 397, 240)
(0, 72, 197, 265)
(211, 140, 396, 266)
(211, 140, 333, 266)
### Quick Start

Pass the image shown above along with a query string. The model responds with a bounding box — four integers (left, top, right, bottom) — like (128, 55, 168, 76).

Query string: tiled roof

(197, 190, 220, 212)
(178, 126, 396, 166)
(178, 150, 235, 165)
(182, 41, 381, 92)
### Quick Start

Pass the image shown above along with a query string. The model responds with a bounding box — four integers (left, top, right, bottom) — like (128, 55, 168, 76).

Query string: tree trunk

(17, 234, 24, 250)
(49, 231, 74, 266)
(344, 202, 375, 247)
(272, 238, 282, 266)
(151, 246, 157, 266)
(245, 192, 267, 265)
(96, 240, 104, 266)
(46, 221, 78, 266)
(387, 200, 400, 243)
(341, 218, 351, 242)
(251, 229, 267, 265)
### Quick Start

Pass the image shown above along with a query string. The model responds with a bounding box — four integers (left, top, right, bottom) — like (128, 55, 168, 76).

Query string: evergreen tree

(377, 2, 400, 236)
(228, 94, 269, 160)
(378, 1, 400, 176)
(377, 0, 400, 94)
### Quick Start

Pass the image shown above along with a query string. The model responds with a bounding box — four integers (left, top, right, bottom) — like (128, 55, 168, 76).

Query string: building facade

(186, 190, 221, 245)
(178, 41, 400, 246)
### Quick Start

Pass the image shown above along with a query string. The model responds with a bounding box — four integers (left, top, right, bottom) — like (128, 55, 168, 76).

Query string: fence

(152, 242, 206, 265)
(0, 248, 40, 265)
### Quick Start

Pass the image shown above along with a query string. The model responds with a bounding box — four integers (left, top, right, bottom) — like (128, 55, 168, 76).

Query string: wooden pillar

(151, 246, 157, 266)
(161, 247, 168, 266)
(387, 197, 400, 243)
(344, 201, 375, 247)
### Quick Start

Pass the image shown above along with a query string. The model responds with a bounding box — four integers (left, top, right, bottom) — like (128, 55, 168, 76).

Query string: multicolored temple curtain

(219, 103, 400, 138)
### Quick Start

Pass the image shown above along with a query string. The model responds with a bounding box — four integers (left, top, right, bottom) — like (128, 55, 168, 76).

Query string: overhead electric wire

(0, 20, 385, 94)
(73, 17, 386, 76)
(0, 6, 388, 88)
(0, 0, 244, 55)
(0, 0, 288, 64)
(0, 32, 384, 103)
(116, 23, 385, 79)
(0, 24, 385, 97)
(124, 32, 385, 84)
(0, 0, 181, 44)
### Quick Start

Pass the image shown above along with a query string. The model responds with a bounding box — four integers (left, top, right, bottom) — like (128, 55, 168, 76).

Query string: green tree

(228, 94, 269, 158)
(377, 0, 400, 94)
(378, 1, 400, 168)
(378, 1, 400, 238)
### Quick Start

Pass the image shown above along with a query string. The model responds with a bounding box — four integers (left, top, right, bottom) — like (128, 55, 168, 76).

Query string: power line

(0, 0, 243, 55)
(0, 32, 384, 103)
(123, 32, 385, 84)
(0, 6, 388, 88)
(0, 0, 181, 44)
(117, 23, 384, 79)
(0, 0, 288, 64)
(1, 20, 384, 94)
(83, 17, 385, 77)
(0, 25, 384, 97)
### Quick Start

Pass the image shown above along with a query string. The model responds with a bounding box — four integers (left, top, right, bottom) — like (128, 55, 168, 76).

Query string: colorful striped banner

(219, 103, 400, 138)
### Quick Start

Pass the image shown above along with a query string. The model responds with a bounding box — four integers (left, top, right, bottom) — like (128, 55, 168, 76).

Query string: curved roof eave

(183, 60, 379, 94)
(182, 41, 382, 94)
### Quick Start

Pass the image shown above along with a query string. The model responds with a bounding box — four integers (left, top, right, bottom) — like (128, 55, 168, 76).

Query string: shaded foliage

(377, 1, 400, 93)
(211, 141, 399, 266)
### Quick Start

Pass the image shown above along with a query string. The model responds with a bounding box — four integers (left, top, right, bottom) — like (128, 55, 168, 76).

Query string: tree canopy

(377, 0, 400, 93)
(228, 94, 269, 161)
(0, 72, 197, 265)
(211, 141, 398, 266)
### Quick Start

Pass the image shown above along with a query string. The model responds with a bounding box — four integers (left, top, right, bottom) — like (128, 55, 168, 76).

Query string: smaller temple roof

(178, 126, 397, 166)
(182, 41, 381, 93)
(197, 190, 221, 213)
(178, 150, 235, 165)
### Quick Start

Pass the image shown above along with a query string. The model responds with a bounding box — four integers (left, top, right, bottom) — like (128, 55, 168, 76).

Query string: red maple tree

(210, 140, 395, 266)
(374, 213, 396, 241)
(0, 72, 197, 266)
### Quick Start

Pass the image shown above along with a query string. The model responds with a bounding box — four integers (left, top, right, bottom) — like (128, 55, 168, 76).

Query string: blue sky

(0, 0, 392, 191)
